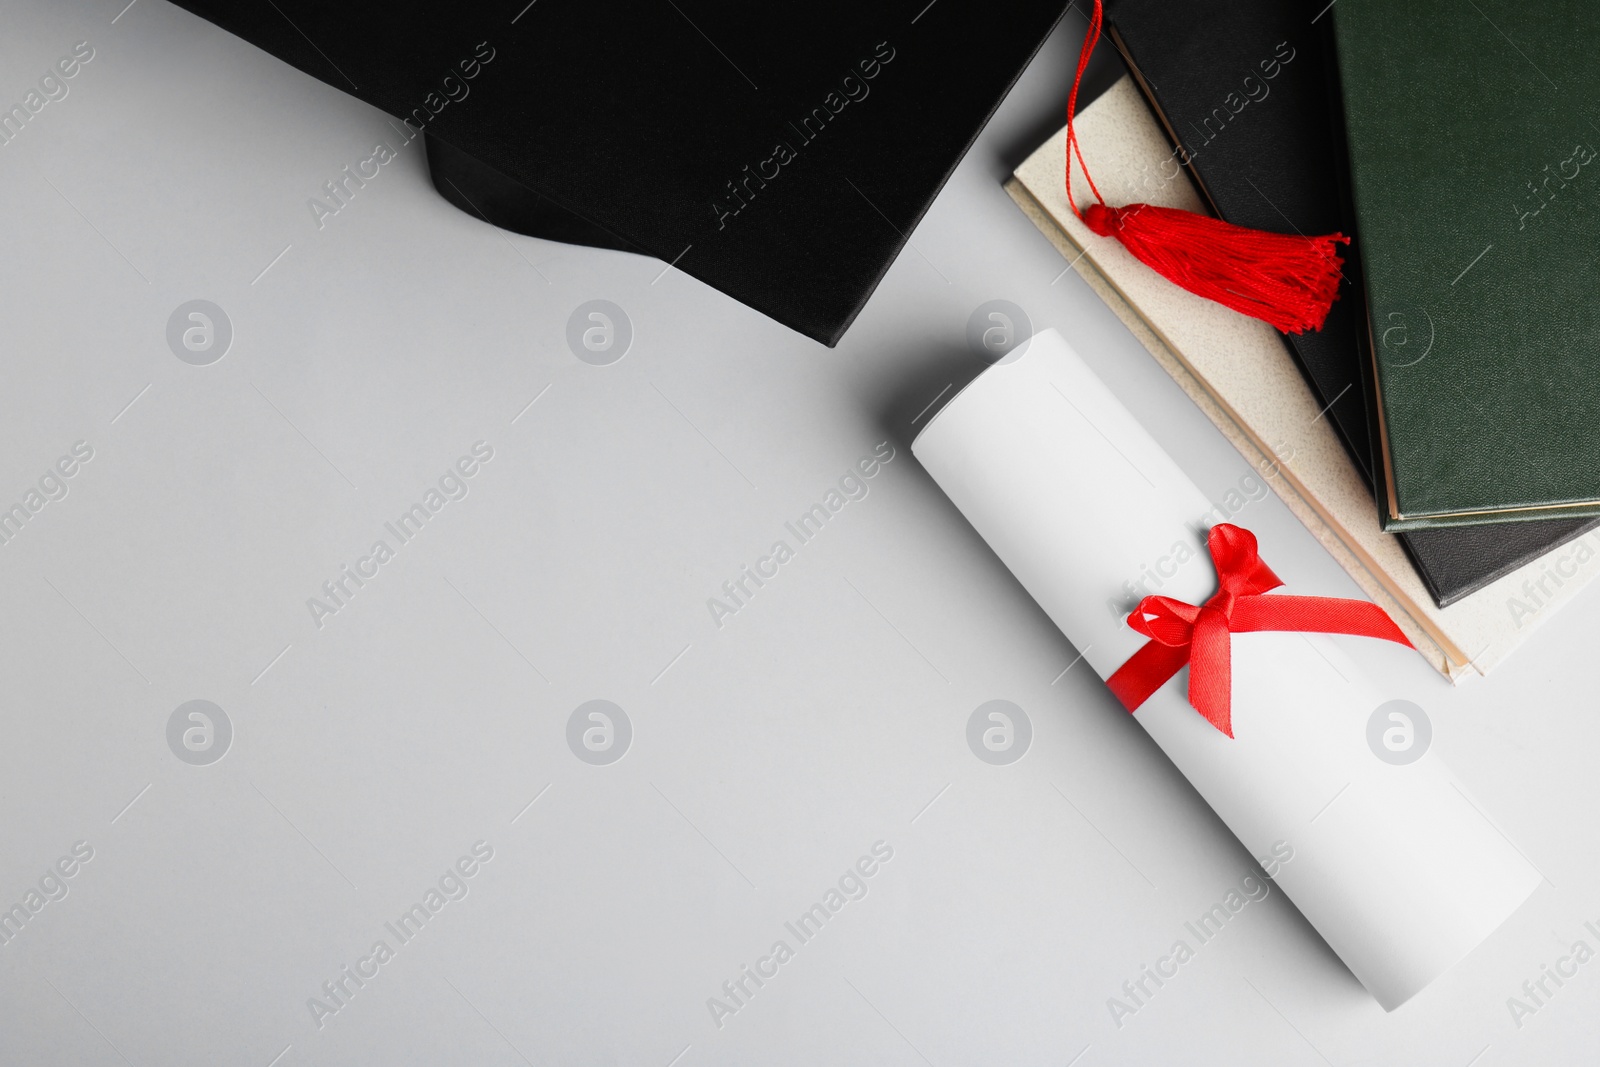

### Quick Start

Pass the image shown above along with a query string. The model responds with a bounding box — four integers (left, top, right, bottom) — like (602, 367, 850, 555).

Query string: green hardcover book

(1331, 0, 1600, 530)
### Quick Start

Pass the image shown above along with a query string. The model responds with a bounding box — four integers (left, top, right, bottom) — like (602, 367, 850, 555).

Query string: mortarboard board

(167, 0, 1071, 345)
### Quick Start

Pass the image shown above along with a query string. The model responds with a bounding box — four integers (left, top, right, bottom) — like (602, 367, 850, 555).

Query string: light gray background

(1, 2, 1596, 1064)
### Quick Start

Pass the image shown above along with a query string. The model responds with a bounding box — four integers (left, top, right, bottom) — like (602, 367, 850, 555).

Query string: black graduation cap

(169, 1, 1069, 345)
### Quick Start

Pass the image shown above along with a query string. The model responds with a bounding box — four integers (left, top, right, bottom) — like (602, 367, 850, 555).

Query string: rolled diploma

(912, 329, 1539, 1010)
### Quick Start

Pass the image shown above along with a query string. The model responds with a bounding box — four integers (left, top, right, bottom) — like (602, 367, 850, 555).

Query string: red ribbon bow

(1105, 524, 1412, 737)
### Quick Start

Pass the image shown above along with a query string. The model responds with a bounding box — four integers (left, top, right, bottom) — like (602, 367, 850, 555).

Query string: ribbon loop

(1104, 524, 1412, 738)
(1127, 595, 1200, 646)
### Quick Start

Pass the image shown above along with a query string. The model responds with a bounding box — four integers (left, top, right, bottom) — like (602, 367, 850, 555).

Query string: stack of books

(1006, 0, 1600, 678)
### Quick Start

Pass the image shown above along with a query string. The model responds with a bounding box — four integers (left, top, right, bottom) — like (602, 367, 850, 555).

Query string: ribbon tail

(1187, 609, 1234, 738)
(1230, 595, 1413, 648)
(1106, 639, 1190, 715)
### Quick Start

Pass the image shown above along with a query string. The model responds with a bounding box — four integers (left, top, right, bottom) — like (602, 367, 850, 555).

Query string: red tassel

(1065, 0, 1348, 335)
(1083, 204, 1350, 334)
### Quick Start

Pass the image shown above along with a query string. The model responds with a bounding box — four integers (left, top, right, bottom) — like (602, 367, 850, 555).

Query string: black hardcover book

(165, 0, 1069, 347)
(1103, 0, 1599, 606)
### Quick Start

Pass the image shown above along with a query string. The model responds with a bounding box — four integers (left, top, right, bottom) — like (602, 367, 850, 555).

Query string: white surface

(1, 2, 1597, 1065)
(913, 331, 1540, 1011)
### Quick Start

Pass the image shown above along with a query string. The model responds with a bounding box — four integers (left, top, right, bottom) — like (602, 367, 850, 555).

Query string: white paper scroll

(912, 330, 1539, 1009)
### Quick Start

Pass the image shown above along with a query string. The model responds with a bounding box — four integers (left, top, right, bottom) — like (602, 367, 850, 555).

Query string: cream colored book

(1007, 76, 1600, 679)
